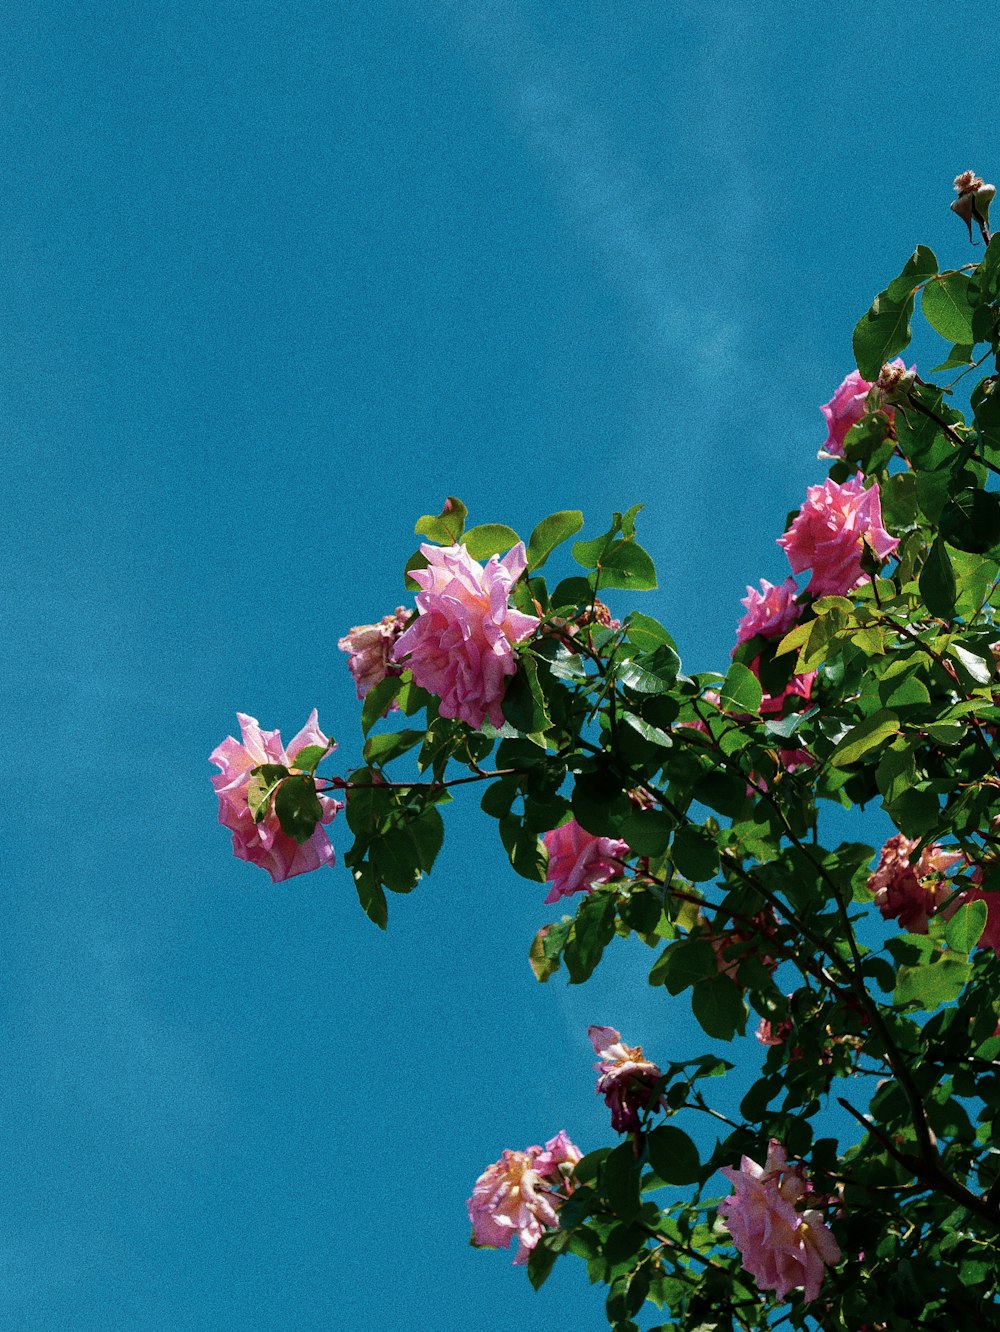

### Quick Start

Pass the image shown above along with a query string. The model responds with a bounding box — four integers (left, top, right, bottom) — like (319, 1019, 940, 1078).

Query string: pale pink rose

(819, 360, 910, 458)
(467, 1131, 582, 1265)
(719, 1140, 840, 1304)
(542, 820, 629, 905)
(963, 866, 1000, 954)
(868, 833, 962, 934)
(735, 578, 801, 647)
(588, 1025, 664, 1133)
(338, 607, 409, 703)
(209, 711, 341, 883)
(391, 542, 539, 730)
(777, 474, 899, 599)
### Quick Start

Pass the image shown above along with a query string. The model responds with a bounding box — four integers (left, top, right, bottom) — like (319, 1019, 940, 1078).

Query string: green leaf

(919, 539, 957, 619)
(598, 540, 658, 591)
(501, 655, 551, 734)
(246, 764, 288, 822)
(616, 646, 678, 694)
(361, 676, 404, 734)
(601, 1142, 641, 1221)
(894, 957, 971, 1009)
(363, 729, 424, 766)
(352, 864, 388, 929)
(853, 291, 915, 382)
(886, 245, 938, 301)
(930, 343, 975, 373)
(274, 773, 324, 845)
(462, 523, 521, 561)
(922, 272, 975, 343)
(619, 808, 674, 857)
(549, 576, 593, 610)
(414, 496, 467, 545)
(645, 1125, 701, 1185)
(829, 709, 900, 768)
(649, 938, 716, 993)
(289, 743, 329, 774)
(564, 892, 617, 984)
(720, 661, 763, 714)
(691, 973, 745, 1040)
(939, 488, 1000, 554)
(945, 899, 988, 953)
(625, 612, 675, 653)
(947, 642, 994, 686)
(572, 519, 621, 569)
(526, 510, 584, 572)
(670, 826, 719, 882)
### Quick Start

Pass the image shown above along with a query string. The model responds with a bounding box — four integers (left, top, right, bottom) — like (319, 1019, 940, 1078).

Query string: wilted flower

(719, 1140, 840, 1303)
(734, 578, 801, 648)
(777, 474, 899, 598)
(542, 820, 629, 905)
(952, 170, 995, 241)
(392, 542, 539, 730)
(467, 1131, 583, 1265)
(868, 833, 962, 933)
(209, 711, 341, 882)
(338, 607, 409, 703)
(588, 1025, 664, 1132)
(819, 361, 912, 458)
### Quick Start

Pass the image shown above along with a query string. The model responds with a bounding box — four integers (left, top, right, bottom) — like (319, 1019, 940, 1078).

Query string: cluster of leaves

(261, 228, 1000, 1325)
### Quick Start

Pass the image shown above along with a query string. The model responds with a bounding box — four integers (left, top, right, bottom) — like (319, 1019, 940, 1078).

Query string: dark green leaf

(501, 656, 551, 734)
(363, 729, 424, 766)
(829, 709, 900, 768)
(526, 510, 584, 571)
(720, 661, 763, 714)
(549, 576, 593, 610)
(361, 676, 404, 734)
(670, 826, 719, 882)
(352, 864, 388, 929)
(919, 538, 957, 619)
(601, 1142, 642, 1221)
(885, 245, 938, 301)
(564, 892, 618, 983)
(289, 743, 329, 774)
(598, 540, 658, 591)
(648, 939, 716, 994)
(274, 774, 324, 845)
(691, 973, 745, 1040)
(853, 291, 915, 381)
(939, 488, 1000, 554)
(646, 1125, 701, 1185)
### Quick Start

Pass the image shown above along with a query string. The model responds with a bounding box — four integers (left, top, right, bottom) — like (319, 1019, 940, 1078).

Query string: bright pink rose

(819, 360, 911, 458)
(868, 833, 962, 934)
(735, 578, 801, 648)
(338, 607, 409, 703)
(777, 474, 899, 599)
(209, 711, 341, 883)
(719, 1140, 840, 1304)
(542, 820, 628, 905)
(588, 1025, 664, 1133)
(467, 1131, 582, 1265)
(391, 542, 539, 730)
(964, 866, 1000, 954)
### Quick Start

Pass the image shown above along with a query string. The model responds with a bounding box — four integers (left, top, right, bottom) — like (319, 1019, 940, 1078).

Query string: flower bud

(874, 360, 917, 405)
(951, 170, 995, 241)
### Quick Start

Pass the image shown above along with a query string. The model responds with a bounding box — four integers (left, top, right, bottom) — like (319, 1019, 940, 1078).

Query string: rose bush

(211, 180, 1000, 1327)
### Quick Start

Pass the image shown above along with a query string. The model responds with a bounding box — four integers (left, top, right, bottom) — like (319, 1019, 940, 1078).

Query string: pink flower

(209, 711, 341, 883)
(719, 1140, 840, 1304)
(756, 1015, 792, 1047)
(777, 474, 899, 599)
(391, 542, 539, 730)
(588, 1025, 664, 1133)
(467, 1131, 582, 1265)
(338, 607, 409, 703)
(542, 820, 629, 905)
(868, 834, 962, 934)
(963, 866, 1000, 954)
(735, 578, 801, 648)
(819, 361, 913, 457)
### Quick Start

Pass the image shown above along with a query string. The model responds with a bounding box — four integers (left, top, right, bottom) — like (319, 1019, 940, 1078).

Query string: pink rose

(756, 1014, 792, 1047)
(542, 819, 629, 905)
(868, 833, 962, 934)
(777, 474, 899, 599)
(734, 578, 801, 648)
(719, 1140, 840, 1304)
(964, 866, 1000, 954)
(467, 1131, 582, 1265)
(209, 711, 341, 883)
(819, 360, 911, 458)
(391, 542, 539, 730)
(588, 1025, 664, 1133)
(338, 607, 409, 703)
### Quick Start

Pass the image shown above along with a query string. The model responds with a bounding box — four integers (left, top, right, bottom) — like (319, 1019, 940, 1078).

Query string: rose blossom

(719, 1140, 840, 1304)
(818, 360, 911, 458)
(209, 711, 341, 883)
(588, 1025, 664, 1133)
(338, 607, 409, 703)
(467, 1131, 582, 1265)
(868, 833, 962, 934)
(777, 473, 899, 598)
(542, 820, 629, 905)
(734, 578, 801, 648)
(391, 542, 539, 730)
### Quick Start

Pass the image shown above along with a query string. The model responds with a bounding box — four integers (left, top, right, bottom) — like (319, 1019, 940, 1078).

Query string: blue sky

(3, 2, 998, 1326)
